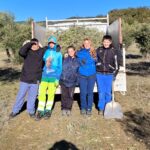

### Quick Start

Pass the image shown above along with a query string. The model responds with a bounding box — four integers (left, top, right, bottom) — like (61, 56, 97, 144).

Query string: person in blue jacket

(36, 36, 62, 120)
(59, 46, 79, 116)
(76, 38, 97, 116)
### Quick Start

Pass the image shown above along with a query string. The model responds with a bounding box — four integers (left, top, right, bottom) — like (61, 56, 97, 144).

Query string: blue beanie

(48, 36, 57, 44)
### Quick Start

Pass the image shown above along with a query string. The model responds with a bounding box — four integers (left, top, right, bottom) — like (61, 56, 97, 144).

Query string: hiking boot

(9, 112, 18, 119)
(98, 110, 103, 115)
(80, 109, 86, 116)
(29, 113, 36, 118)
(44, 110, 52, 120)
(62, 109, 67, 116)
(66, 110, 71, 116)
(86, 109, 92, 116)
(35, 111, 44, 121)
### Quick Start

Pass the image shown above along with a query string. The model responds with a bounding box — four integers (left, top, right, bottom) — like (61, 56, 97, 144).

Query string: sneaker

(66, 110, 71, 116)
(9, 112, 18, 119)
(62, 109, 67, 116)
(80, 109, 86, 116)
(35, 111, 44, 121)
(29, 113, 36, 118)
(44, 110, 51, 120)
(98, 110, 103, 115)
(86, 109, 92, 116)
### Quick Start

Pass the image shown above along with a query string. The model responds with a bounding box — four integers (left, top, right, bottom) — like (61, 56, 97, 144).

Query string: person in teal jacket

(36, 36, 62, 120)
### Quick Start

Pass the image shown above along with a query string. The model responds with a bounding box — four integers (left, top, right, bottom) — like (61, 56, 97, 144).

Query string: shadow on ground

(0, 68, 21, 83)
(118, 109, 150, 149)
(126, 62, 150, 76)
(126, 54, 142, 59)
(18, 92, 99, 115)
(49, 140, 79, 150)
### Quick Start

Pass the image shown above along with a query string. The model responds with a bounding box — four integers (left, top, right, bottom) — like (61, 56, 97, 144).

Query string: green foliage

(56, 26, 104, 53)
(1, 7, 150, 62)
(0, 12, 15, 42)
(109, 7, 150, 24)
(12, 23, 31, 63)
(134, 24, 150, 57)
(122, 20, 139, 48)
(109, 7, 150, 52)
(0, 12, 31, 63)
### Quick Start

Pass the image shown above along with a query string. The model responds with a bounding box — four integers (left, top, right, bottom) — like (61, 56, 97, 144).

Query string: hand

(31, 41, 37, 46)
(46, 57, 52, 67)
(46, 60, 51, 67)
(55, 80, 59, 87)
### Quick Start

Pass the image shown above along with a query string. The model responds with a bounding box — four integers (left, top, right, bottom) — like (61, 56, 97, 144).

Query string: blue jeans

(12, 82, 39, 114)
(96, 73, 113, 111)
(79, 74, 96, 111)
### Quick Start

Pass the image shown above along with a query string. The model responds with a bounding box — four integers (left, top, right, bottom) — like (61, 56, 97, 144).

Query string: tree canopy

(0, 12, 31, 62)
(0, 7, 150, 61)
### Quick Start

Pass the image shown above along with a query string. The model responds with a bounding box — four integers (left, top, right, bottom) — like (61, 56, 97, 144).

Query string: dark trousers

(61, 84, 75, 110)
(79, 74, 96, 111)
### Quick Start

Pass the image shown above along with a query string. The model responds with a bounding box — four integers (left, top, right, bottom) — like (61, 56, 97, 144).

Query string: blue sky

(0, 0, 150, 21)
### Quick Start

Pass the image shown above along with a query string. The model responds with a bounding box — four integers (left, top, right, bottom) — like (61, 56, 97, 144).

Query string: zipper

(114, 55, 118, 70)
(103, 50, 106, 71)
(109, 64, 115, 70)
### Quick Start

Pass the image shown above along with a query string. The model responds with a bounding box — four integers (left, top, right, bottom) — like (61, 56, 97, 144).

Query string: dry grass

(0, 50, 150, 150)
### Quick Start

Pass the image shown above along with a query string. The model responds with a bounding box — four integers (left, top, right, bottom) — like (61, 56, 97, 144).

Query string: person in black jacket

(59, 46, 79, 116)
(9, 38, 47, 118)
(96, 35, 119, 115)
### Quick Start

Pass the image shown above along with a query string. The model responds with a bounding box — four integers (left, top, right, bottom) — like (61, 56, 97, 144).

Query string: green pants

(38, 81, 57, 111)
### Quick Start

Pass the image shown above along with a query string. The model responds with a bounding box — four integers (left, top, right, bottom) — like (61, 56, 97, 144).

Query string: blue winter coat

(60, 56, 79, 87)
(76, 48, 96, 76)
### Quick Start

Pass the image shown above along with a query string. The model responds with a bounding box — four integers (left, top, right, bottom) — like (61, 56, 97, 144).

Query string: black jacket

(60, 56, 79, 87)
(19, 42, 47, 84)
(96, 46, 119, 76)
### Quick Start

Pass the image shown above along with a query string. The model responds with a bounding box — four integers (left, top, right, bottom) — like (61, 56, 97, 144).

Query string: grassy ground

(0, 50, 150, 150)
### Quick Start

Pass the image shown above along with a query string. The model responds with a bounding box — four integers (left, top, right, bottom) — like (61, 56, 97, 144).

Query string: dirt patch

(0, 52, 150, 150)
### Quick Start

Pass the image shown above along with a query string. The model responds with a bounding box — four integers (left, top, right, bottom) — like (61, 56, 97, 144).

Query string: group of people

(9, 34, 120, 120)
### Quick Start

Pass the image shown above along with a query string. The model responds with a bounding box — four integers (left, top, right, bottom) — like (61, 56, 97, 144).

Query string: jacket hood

(48, 36, 57, 44)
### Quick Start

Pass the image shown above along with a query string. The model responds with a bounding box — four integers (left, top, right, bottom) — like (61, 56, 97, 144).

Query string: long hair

(82, 38, 96, 59)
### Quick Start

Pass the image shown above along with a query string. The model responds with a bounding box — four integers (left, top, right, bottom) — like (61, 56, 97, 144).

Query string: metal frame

(32, 16, 127, 95)
(45, 15, 109, 31)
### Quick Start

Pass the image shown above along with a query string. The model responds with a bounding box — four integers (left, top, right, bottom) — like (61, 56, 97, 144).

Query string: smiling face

(31, 42, 40, 51)
(68, 47, 76, 58)
(83, 39, 91, 49)
(102, 39, 112, 48)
